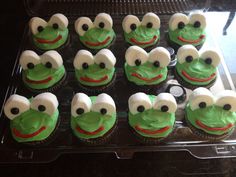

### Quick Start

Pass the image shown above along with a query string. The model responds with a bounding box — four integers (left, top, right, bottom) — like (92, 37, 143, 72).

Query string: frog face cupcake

(185, 87, 236, 140)
(122, 13, 160, 48)
(175, 45, 221, 89)
(4, 93, 59, 144)
(75, 13, 115, 50)
(124, 46, 170, 88)
(128, 92, 177, 144)
(73, 49, 116, 92)
(20, 50, 66, 92)
(29, 13, 69, 50)
(168, 11, 206, 50)
(71, 93, 117, 145)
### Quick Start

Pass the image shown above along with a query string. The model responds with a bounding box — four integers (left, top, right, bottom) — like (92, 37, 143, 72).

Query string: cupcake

(75, 13, 115, 50)
(71, 93, 117, 145)
(3, 93, 60, 145)
(174, 45, 221, 89)
(29, 13, 69, 50)
(167, 11, 206, 50)
(124, 46, 170, 89)
(185, 87, 236, 141)
(19, 50, 66, 92)
(128, 92, 177, 144)
(73, 49, 116, 92)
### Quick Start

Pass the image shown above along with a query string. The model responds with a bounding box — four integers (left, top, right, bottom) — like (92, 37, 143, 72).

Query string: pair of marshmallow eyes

(125, 46, 171, 67)
(189, 88, 236, 112)
(73, 49, 116, 70)
(177, 45, 221, 67)
(71, 93, 116, 117)
(128, 92, 177, 115)
(122, 13, 160, 34)
(75, 13, 113, 36)
(169, 12, 206, 31)
(19, 50, 63, 70)
(30, 13, 68, 35)
(4, 93, 58, 120)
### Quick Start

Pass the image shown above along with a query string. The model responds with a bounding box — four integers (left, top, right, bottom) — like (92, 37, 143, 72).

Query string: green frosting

(33, 26, 68, 50)
(75, 64, 115, 87)
(80, 28, 115, 50)
(22, 64, 65, 90)
(168, 25, 206, 46)
(71, 96, 116, 139)
(186, 104, 236, 135)
(129, 95, 175, 138)
(10, 109, 59, 142)
(176, 59, 216, 86)
(124, 26, 160, 48)
(124, 62, 167, 85)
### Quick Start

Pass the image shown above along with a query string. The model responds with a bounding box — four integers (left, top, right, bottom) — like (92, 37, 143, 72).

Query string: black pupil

(146, 22, 153, 28)
(76, 108, 84, 115)
(194, 21, 201, 28)
(199, 102, 206, 108)
(130, 24, 137, 31)
(100, 108, 107, 115)
(223, 104, 231, 111)
(99, 22, 105, 28)
(45, 62, 52, 68)
(135, 59, 141, 66)
(82, 24, 89, 31)
(185, 56, 193, 63)
(11, 107, 19, 115)
(153, 61, 160, 67)
(27, 63, 34, 69)
(99, 62, 106, 69)
(53, 23, 59, 29)
(137, 105, 145, 113)
(82, 63, 89, 69)
(161, 105, 169, 112)
(205, 58, 212, 65)
(38, 105, 46, 112)
(37, 26, 44, 32)
(178, 22, 185, 29)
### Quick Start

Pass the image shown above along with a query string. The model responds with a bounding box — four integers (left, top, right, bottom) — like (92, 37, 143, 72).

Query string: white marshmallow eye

(141, 12, 160, 30)
(91, 94, 116, 116)
(200, 50, 221, 67)
(48, 13, 68, 30)
(188, 87, 214, 111)
(31, 93, 58, 116)
(189, 12, 206, 29)
(128, 92, 152, 115)
(71, 93, 92, 117)
(215, 90, 236, 112)
(177, 45, 199, 64)
(125, 46, 148, 66)
(29, 17, 47, 35)
(153, 93, 177, 113)
(75, 17, 93, 36)
(41, 50, 63, 69)
(95, 49, 116, 69)
(73, 50, 94, 70)
(169, 13, 189, 31)
(148, 47, 171, 68)
(4, 95, 30, 120)
(94, 13, 113, 31)
(19, 50, 41, 70)
(122, 15, 141, 33)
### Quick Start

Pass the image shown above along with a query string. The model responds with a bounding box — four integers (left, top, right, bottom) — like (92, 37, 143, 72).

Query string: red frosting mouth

(135, 125, 170, 135)
(13, 126, 46, 138)
(131, 72, 162, 82)
(181, 70, 216, 82)
(130, 35, 158, 45)
(36, 35, 62, 44)
(76, 125, 104, 135)
(196, 120, 233, 131)
(85, 36, 111, 47)
(25, 76, 52, 84)
(80, 75, 108, 83)
(177, 35, 205, 44)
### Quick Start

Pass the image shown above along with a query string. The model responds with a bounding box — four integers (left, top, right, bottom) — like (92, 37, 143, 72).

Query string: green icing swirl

(71, 96, 116, 139)
(186, 104, 236, 135)
(124, 62, 167, 85)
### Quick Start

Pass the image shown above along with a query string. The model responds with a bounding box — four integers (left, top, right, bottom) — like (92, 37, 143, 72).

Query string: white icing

(215, 90, 236, 112)
(177, 45, 199, 64)
(169, 13, 189, 31)
(141, 12, 160, 30)
(48, 13, 68, 29)
(153, 93, 177, 113)
(75, 17, 94, 36)
(95, 49, 116, 69)
(125, 46, 148, 66)
(122, 15, 141, 33)
(189, 11, 206, 29)
(148, 47, 171, 67)
(19, 50, 41, 70)
(71, 93, 92, 117)
(94, 13, 113, 30)
(73, 50, 94, 70)
(41, 50, 63, 69)
(200, 49, 221, 67)
(29, 17, 47, 35)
